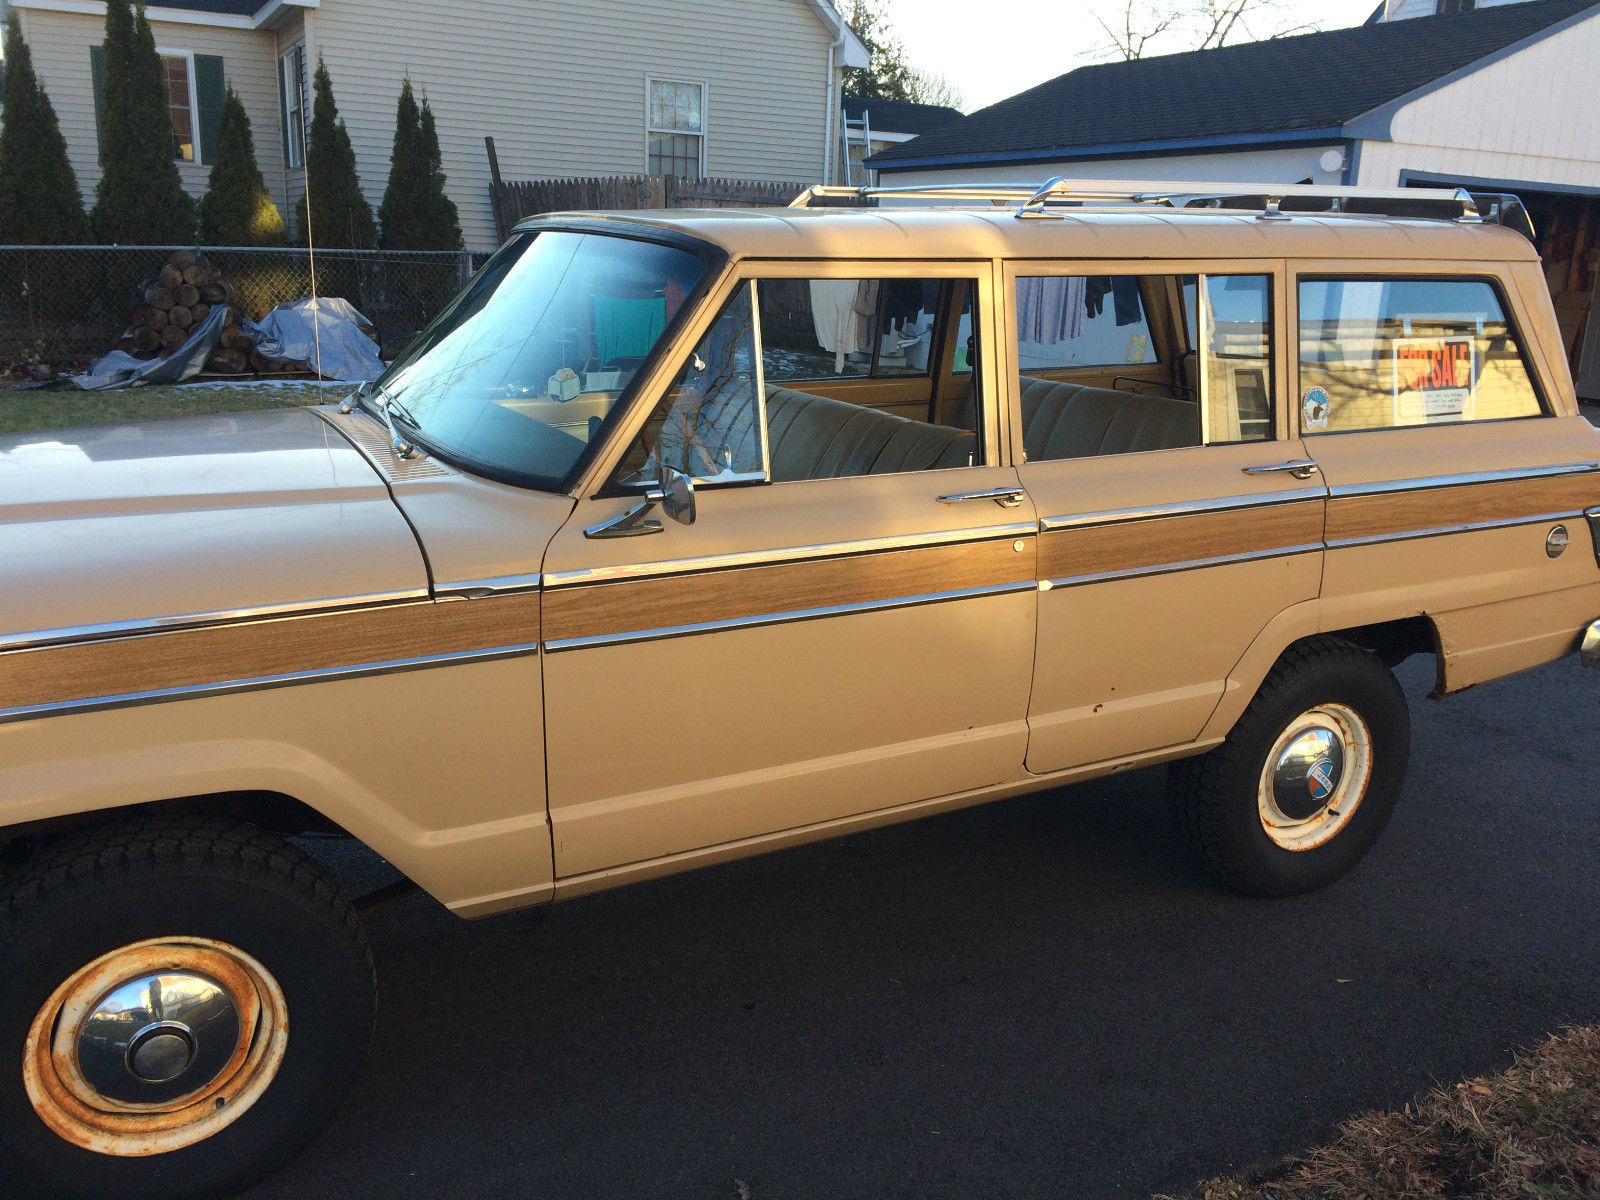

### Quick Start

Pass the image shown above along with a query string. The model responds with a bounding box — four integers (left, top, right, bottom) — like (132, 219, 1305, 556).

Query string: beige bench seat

(1018, 375, 1199, 461)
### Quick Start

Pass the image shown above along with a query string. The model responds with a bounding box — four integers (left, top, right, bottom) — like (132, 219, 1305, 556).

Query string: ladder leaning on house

(840, 106, 872, 187)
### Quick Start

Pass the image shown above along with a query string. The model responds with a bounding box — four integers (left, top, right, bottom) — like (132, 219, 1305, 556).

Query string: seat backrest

(765, 386, 974, 481)
(1018, 375, 1199, 460)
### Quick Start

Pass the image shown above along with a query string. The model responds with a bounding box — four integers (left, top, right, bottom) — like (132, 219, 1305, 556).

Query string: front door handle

(1242, 460, 1320, 480)
(936, 486, 1026, 508)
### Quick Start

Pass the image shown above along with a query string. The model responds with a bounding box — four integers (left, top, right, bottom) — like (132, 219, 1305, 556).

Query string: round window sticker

(1302, 386, 1330, 431)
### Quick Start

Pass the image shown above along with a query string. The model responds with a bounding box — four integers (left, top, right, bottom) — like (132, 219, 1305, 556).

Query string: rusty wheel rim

(22, 937, 289, 1157)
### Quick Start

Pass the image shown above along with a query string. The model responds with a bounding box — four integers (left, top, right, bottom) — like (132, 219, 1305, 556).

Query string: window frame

(1292, 271, 1553, 438)
(280, 45, 306, 170)
(1000, 258, 1288, 464)
(643, 75, 707, 179)
(156, 46, 199, 165)
(588, 257, 1000, 498)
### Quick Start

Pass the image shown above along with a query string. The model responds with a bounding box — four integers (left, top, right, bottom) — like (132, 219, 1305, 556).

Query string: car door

(1004, 261, 1328, 775)
(1292, 260, 1600, 692)
(540, 261, 1039, 880)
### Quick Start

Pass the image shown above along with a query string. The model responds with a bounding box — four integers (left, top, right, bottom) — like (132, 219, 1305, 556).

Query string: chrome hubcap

(23, 938, 289, 1158)
(1257, 704, 1372, 851)
(77, 972, 242, 1104)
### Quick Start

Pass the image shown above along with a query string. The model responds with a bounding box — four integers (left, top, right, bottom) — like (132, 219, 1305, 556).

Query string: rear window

(1297, 278, 1544, 434)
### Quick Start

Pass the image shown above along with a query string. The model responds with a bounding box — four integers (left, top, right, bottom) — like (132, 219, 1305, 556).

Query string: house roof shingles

(870, 0, 1600, 168)
(842, 96, 963, 137)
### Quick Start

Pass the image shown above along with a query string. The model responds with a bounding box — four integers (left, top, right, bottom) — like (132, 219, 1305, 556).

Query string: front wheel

(1168, 636, 1412, 897)
(0, 816, 375, 1200)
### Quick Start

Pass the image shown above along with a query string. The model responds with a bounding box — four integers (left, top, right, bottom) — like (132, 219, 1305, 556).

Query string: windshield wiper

(341, 381, 416, 461)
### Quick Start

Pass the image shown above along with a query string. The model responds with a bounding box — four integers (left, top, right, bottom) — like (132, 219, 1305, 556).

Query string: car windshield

(375, 229, 707, 490)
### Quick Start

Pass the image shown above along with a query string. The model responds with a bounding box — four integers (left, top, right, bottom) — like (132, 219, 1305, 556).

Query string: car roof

(515, 205, 1541, 265)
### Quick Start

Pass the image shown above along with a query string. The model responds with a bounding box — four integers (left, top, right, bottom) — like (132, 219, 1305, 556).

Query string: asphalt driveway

(245, 643, 1600, 1200)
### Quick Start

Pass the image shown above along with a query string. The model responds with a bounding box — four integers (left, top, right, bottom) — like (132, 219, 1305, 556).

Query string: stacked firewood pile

(115, 250, 309, 374)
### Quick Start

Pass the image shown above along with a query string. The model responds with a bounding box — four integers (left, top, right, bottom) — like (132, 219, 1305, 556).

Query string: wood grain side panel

(543, 536, 1036, 645)
(1328, 475, 1595, 544)
(1037, 500, 1324, 582)
(3, 594, 541, 710)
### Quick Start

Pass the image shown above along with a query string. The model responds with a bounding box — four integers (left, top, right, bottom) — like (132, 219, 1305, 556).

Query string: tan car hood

(0, 407, 427, 643)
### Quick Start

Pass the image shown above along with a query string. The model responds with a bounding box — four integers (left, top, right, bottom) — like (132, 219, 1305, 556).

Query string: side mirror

(656, 463, 696, 526)
(585, 463, 697, 539)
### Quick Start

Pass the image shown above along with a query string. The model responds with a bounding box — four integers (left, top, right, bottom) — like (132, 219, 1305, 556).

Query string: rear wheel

(1168, 637, 1411, 897)
(0, 816, 375, 1200)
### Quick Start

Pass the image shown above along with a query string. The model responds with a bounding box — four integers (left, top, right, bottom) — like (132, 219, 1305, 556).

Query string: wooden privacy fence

(488, 169, 808, 239)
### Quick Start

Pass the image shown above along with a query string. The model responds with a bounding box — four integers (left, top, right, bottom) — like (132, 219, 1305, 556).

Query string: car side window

(618, 275, 984, 488)
(1014, 272, 1274, 462)
(1297, 278, 1545, 433)
(620, 282, 765, 486)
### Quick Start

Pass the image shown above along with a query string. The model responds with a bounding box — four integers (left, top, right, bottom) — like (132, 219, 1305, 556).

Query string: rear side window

(1297, 278, 1544, 434)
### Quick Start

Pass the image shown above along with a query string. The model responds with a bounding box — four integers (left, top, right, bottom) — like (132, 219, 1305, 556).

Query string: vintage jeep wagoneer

(2, 179, 1598, 1197)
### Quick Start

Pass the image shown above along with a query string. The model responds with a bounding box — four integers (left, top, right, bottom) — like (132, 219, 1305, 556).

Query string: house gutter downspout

(823, 30, 844, 185)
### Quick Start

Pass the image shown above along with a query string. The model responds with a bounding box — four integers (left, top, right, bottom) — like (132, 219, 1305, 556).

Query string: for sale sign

(1392, 336, 1475, 425)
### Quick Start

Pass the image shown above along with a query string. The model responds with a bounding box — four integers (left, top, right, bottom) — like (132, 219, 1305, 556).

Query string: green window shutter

(195, 54, 224, 165)
(89, 43, 105, 152)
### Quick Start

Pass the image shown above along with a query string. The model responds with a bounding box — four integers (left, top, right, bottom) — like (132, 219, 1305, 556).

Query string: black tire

(0, 816, 375, 1200)
(1167, 636, 1411, 897)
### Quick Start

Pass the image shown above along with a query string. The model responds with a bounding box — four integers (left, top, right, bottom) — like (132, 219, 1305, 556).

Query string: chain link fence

(0, 244, 486, 368)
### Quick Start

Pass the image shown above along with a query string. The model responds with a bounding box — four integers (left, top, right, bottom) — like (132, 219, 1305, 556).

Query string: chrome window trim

(1327, 461, 1600, 499)
(0, 642, 542, 726)
(0, 589, 431, 654)
(1325, 510, 1587, 551)
(1038, 488, 1318, 533)
(433, 573, 544, 600)
(542, 523, 1038, 588)
(542, 579, 1036, 654)
(1039, 544, 1322, 591)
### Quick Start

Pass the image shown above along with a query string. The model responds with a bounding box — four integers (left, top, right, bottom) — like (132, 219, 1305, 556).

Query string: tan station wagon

(2, 179, 1598, 1198)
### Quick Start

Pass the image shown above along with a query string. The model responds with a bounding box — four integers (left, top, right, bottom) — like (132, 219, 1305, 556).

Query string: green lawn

(1, 380, 353, 437)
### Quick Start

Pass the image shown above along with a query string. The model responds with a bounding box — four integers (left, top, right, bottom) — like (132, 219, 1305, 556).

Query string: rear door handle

(937, 487, 1026, 508)
(1242, 460, 1320, 480)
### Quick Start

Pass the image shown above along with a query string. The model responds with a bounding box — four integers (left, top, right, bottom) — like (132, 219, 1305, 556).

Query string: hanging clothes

(1112, 276, 1143, 326)
(1015, 276, 1086, 344)
(810, 278, 874, 372)
(1084, 277, 1112, 320)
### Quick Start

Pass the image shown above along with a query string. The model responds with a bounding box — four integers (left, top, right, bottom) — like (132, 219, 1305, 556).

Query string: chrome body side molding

(1039, 545, 1322, 591)
(543, 580, 1036, 654)
(1038, 488, 1317, 533)
(543, 523, 1037, 589)
(0, 642, 543, 726)
(1326, 461, 1600, 500)
(0, 589, 430, 654)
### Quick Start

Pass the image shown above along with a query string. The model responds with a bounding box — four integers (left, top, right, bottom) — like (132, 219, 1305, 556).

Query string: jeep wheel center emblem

(1307, 758, 1338, 802)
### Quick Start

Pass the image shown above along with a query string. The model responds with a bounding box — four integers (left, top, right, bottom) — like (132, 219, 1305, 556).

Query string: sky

(883, 0, 1387, 111)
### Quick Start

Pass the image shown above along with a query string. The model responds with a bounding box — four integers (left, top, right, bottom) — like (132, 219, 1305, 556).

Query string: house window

(280, 46, 306, 168)
(646, 77, 704, 179)
(162, 52, 197, 162)
(1435, 0, 1475, 12)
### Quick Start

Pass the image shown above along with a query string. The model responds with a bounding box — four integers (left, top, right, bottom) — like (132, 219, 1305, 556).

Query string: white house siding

(17, 7, 287, 230)
(883, 145, 1351, 193)
(310, 0, 836, 250)
(1353, 10, 1600, 190)
(1380, 0, 1529, 20)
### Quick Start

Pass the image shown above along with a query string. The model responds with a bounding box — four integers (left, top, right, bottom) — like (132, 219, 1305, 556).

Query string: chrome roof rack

(790, 177, 1494, 226)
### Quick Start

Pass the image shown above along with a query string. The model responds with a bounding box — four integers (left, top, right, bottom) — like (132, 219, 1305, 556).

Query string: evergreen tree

(416, 96, 462, 251)
(293, 58, 375, 249)
(198, 85, 284, 245)
(91, 0, 195, 242)
(0, 12, 91, 243)
(376, 77, 423, 249)
(379, 82, 462, 251)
